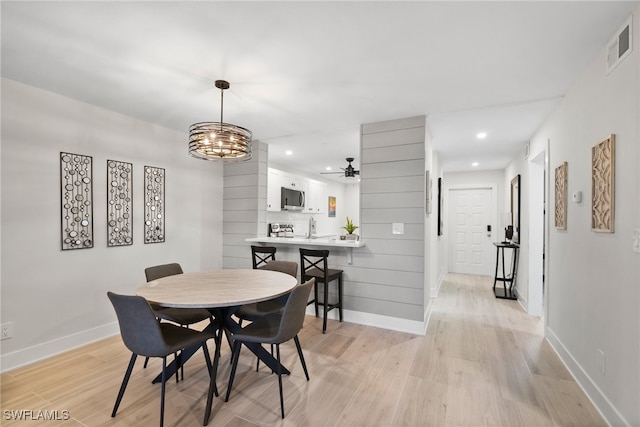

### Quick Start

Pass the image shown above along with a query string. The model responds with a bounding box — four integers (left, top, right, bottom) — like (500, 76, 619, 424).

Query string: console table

(493, 242, 519, 300)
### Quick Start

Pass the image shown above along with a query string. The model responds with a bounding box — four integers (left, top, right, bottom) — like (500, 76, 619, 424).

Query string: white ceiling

(1, 1, 636, 180)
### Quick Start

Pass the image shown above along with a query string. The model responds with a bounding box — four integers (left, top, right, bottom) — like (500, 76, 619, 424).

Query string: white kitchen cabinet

(267, 168, 284, 212)
(267, 168, 326, 214)
(306, 179, 328, 214)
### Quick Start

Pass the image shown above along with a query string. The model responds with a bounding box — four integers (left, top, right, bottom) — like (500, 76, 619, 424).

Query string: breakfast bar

(245, 236, 365, 264)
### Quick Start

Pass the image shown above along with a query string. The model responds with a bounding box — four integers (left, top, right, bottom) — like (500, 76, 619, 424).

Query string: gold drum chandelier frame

(189, 80, 252, 161)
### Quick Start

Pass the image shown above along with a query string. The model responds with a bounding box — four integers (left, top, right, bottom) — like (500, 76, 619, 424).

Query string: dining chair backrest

(251, 246, 277, 269)
(145, 263, 183, 282)
(258, 260, 298, 279)
(107, 292, 170, 357)
(270, 278, 314, 344)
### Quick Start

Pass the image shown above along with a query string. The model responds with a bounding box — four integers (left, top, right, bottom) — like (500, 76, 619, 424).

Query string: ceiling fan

(321, 157, 360, 178)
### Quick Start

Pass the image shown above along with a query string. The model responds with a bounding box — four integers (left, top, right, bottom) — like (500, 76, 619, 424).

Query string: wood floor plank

(0, 274, 607, 426)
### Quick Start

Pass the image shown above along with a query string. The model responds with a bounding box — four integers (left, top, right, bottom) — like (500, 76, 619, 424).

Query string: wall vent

(606, 15, 633, 74)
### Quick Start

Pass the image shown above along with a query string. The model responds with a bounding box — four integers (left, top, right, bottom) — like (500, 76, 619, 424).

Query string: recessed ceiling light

(472, 162, 479, 167)
(325, 166, 332, 171)
(476, 132, 487, 139)
(285, 150, 293, 156)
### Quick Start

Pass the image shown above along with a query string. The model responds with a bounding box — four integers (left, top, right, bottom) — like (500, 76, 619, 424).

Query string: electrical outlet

(598, 349, 606, 375)
(633, 229, 640, 253)
(1, 322, 13, 340)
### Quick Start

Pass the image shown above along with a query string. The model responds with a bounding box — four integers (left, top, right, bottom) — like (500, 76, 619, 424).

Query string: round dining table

(137, 269, 297, 308)
(136, 268, 298, 426)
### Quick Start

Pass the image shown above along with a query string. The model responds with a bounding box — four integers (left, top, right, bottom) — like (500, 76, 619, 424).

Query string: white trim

(305, 307, 428, 336)
(431, 271, 446, 298)
(0, 322, 119, 373)
(546, 327, 630, 427)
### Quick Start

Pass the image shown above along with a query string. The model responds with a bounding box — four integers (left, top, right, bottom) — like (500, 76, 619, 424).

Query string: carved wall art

(555, 162, 568, 230)
(60, 152, 94, 250)
(144, 165, 165, 243)
(592, 134, 615, 233)
(107, 160, 133, 246)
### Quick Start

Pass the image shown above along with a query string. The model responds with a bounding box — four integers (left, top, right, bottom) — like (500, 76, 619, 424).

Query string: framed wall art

(328, 196, 336, 217)
(555, 162, 568, 230)
(437, 177, 443, 236)
(592, 134, 615, 233)
(144, 165, 165, 243)
(60, 152, 94, 250)
(511, 174, 521, 244)
(107, 160, 133, 246)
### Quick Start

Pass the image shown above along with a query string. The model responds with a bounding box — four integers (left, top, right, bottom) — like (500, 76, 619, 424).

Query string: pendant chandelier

(188, 80, 252, 161)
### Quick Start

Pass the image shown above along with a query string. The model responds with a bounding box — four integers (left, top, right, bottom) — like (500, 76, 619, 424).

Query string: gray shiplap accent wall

(222, 141, 268, 269)
(359, 115, 426, 321)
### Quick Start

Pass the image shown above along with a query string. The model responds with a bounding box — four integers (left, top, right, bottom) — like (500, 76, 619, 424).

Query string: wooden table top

(136, 269, 298, 308)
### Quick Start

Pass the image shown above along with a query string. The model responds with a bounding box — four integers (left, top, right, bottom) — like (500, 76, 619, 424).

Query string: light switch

(633, 229, 640, 253)
(392, 223, 404, 235)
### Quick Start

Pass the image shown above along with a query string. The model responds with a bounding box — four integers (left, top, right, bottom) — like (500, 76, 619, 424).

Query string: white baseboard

(305, 306, 427, 336)
(431, 272, 446, 298)
(545, 327, 630, 427)
(0, 322, 119, 373)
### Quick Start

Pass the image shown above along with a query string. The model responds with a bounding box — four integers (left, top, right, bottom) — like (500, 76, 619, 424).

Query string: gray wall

(359, 116, 426, 321)
(222, 141, 268, 269)
(0, 78, 224, 371)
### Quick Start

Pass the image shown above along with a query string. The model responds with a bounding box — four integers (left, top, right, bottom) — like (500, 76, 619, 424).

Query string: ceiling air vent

(606, 15, 633, 74)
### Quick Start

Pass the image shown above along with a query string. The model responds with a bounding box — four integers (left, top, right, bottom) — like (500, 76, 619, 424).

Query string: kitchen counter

(245, 236, 365, 264)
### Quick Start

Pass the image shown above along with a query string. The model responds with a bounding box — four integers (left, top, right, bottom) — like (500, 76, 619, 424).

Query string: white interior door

(449, 188, 493, 276)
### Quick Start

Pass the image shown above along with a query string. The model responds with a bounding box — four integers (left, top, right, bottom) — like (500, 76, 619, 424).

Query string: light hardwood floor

(1, 274, 606, 426)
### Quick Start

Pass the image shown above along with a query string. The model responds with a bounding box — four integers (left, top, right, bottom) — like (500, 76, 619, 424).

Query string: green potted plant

(342, 216, 359, 240)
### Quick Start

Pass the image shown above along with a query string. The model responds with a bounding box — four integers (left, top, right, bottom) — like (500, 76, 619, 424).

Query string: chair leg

(323, 281, 329, 333)
(143, 356, 150, 368)
(338, 274, 344, 322)
(160, 356, 166, 427)
(313, 282, 319, 317)
(112, 353, 137, 417)
(174, 352, 180, 383)
(224, 340, 242, 402)
(294, 336, 310, 381)
(275, 344, 285, 419)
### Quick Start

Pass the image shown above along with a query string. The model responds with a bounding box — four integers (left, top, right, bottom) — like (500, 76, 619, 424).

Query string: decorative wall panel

(591, 135, 615, 233)
(555, 162, 567, 230)
(144, 165, 165, 243)
(107, 160, 133, 246)
(60, 152, 94, 250)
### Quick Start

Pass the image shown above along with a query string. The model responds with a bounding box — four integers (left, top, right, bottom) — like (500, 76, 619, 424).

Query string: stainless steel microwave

(281, 187, 305, 211)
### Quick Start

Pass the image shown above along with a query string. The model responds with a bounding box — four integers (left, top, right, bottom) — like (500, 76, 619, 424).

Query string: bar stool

(251, 245, 276, 268)
(299, 248, 343, 333)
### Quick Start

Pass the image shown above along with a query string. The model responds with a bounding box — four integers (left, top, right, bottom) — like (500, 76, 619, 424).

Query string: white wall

(528, 9, 639, 426)
(0, 78, 224, 371)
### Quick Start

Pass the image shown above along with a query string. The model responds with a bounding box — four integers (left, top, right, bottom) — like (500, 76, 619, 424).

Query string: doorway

(448, 187, 494, 276)
(528, 150, 546, 317)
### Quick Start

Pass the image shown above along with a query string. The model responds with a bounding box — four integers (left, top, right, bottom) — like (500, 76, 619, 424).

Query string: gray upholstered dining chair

(107, 292, 216, 427)
(235, 260, 298, 323)
(224, 278, 314, 419)
(144, 263, 212, 326)
(143, 263, 213, 380)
